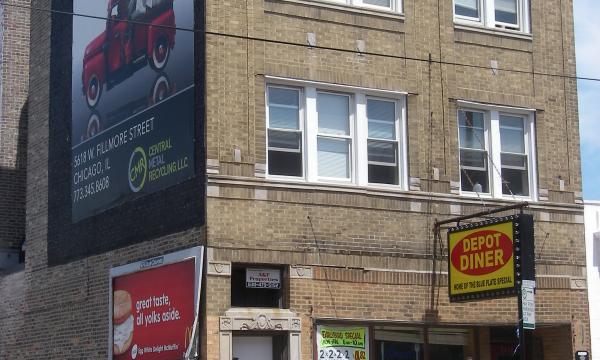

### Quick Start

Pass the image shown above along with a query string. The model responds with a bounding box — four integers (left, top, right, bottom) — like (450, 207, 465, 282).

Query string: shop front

(315, 322, 571, 360)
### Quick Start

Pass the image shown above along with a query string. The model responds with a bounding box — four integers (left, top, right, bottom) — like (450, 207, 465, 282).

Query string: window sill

(460, 191, 536, 202)
(269, 0, 406, 21)
(454, 23, 532, 41)
(266, 175, 409, 192)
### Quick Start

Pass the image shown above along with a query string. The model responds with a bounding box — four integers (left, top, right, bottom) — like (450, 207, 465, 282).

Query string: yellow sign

(448, 220, 515, 301)
(316, 325, 369, 360)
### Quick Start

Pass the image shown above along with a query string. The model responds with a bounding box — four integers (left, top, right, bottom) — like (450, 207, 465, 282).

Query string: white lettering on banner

(246, 268, 281, 289)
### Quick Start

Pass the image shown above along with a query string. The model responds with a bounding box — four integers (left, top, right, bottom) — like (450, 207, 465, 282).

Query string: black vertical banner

(518, 214, 536, 281)
(48, 0, 205, 264)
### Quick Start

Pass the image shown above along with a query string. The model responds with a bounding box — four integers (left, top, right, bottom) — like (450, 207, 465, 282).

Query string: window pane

(461, 168, 489, 193)
(458, 110, 484, 128)
(460, 149, 487, 169)
(459, 111, 485, 150)
(501, 153, 528, 195)
(369, 165, 398, 185)
(269, 87, 299, 107)
(368, 140, 398, 185)
(368, 99, 396, 139)
(459, 128, 485, 149)
(363, 0, 391, 7)
(268, 130, 301, 151)
(231, 266, 283, 308)
(268, 87, 299, 130)
(379, 341, 422, 360)
(460, 149, 488, 193)
(501, 153, 527, 169)
(429, 345, 464, 360)
(495, 0, 518, 24)
(368, 140, 397, 164)
(317, 93, 350, 136)
(318, 137, 350, 178)
(268, 151, 302, 177)
(500, 115, 525, 153)
(268, 130, 302, 177)
(502, 168, 529, 196)
(455, 0, 479, 18)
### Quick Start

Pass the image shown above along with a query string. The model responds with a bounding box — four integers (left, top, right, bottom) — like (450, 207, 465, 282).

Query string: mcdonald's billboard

(109, 247, 204, 359)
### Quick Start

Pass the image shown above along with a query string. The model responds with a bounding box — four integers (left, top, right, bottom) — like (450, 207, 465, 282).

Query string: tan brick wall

(0, 0, 29, 250)
(204, 0, 588, 358)
(205, 0, 582, 197)
(1, 0, 587, 359)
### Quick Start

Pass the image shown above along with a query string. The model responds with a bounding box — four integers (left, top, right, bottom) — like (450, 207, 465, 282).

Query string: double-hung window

(367, 98, 401, 185)
(317, 92, 353, 180)
(458, 104, 536, 199)
(454, 0, 530, 33)
(267, 86, 303, 177)
(266, 82, 407, 188)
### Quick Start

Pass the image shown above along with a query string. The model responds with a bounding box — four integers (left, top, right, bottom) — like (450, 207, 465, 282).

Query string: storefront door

(233, 336, 273, 360)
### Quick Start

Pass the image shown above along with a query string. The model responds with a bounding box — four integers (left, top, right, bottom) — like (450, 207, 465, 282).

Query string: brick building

(0, 0, 29, 270)
(0, 0, 591, 359)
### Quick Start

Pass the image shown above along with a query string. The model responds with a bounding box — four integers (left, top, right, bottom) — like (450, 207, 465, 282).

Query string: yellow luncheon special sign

(316, 326, 369, 360)
(448, 220, 516, 302)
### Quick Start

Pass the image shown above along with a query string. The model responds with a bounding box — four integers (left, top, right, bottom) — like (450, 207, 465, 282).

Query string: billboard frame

(446, 214, 531, 303)
(108, 246, 204, 360)
(47, 0, 206, 265)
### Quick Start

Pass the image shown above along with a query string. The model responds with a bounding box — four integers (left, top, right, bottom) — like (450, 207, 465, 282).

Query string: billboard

(316, 325, 369, 360)
(71, 0, 195, 222)
(109, 246, 204, 360)
(447, 218, 517, 302)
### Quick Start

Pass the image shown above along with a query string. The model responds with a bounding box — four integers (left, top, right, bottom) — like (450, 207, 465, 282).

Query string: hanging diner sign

(447, 214, 535, 302)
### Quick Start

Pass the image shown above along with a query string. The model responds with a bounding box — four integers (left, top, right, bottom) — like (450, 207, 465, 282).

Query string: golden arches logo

(184, 326, 193, 350)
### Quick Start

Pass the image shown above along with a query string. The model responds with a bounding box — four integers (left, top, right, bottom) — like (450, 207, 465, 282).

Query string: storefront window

(374, 327, 424, 360)
(428, 328, 469, 360)
(373, 326, 472, 360)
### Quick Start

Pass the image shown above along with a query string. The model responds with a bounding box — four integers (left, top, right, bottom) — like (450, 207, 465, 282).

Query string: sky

(574, 0, 600, 200)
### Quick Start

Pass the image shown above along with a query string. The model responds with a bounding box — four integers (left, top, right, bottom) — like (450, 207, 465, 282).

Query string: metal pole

(429, 224, 438, 312)
(517, 283, 526, 360)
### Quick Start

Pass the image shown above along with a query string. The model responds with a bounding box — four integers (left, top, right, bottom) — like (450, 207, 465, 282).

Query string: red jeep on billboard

(82, 0, 176, 108)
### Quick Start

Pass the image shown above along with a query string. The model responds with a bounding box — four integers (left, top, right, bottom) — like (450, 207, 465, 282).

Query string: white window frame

(266, 85, 306, 179)
(265, 77, 408, 190)
(312, 0, 402, 13)
(457, 101, 537, 201)
(453, 0, 531, 33)
(313, 90, 355, 183)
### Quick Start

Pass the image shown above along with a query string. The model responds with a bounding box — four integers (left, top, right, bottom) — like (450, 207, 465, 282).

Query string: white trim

(312, 0, 402, 13)
(455, 100, 535, 113)
(457, 103, 537, 201)
(453, 0, 484, 26)
(108, 246, 204, 360)
(306, 87, 318, 182)
(356, 93, 369, 186)
(265, 85, 306, 179)
(266, 79, 408, 190)
(365, 95, 403, 187)
(453, 0, 530, 34)
(490, 110, 503, 196)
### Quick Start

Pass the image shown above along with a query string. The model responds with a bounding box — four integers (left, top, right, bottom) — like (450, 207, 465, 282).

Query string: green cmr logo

(128, 147, 147, 193)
